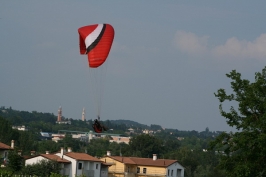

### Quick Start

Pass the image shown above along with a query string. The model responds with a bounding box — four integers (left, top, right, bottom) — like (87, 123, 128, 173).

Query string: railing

(83, 169, 94, 177)
(62, 168, 70, 176)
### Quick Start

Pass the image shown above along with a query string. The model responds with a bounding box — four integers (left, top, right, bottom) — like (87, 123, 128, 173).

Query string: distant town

(0, 106, 225, 177)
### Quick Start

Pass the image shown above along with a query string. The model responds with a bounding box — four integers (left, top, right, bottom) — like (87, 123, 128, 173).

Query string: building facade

(100, 152, 184, 177)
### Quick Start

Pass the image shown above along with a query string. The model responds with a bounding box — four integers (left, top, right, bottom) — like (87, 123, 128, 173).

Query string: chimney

(18, 150, 22, 156)
(11, 140, 14, 149)
(153, 154, 157, 161)
(60, 147, 64, 157)
(45, 151, 49, 154)
(107, 151, 111, 156)
(67, 147, 72, 152)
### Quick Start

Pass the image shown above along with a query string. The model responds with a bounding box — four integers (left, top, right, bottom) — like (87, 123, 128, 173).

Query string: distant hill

(108, 119, 148, 128)
(0, 106, 158, 133)
(0, 106, 222, 140)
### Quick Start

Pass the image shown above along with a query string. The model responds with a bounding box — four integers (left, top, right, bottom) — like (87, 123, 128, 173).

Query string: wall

(166, 162, 184, 177)
(25, 156, 47, 165)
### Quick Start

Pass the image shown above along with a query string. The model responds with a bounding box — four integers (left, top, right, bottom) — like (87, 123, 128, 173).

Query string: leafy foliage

(7, 150, 24, 174)
(21, 159, 61, 176)
(128, 134, 164, 158)
(0, 116, 19, 144)
(211, 67, 266, 177)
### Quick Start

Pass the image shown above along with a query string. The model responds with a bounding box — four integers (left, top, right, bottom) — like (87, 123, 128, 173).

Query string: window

(177, 169, 182, 177)
(78, 162, 82, 170)
(171, 169, 173, 176)
(168, 169, 170, 176)
(4, 152, 8, 158)
(143, 168, 147, 174)
(96, 164, 98, 169)
(127, 167, 130, 172)
(137, 167, 140, 173)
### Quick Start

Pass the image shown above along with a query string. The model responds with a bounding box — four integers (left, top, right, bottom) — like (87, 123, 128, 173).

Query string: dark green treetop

(210, 67, 266, 177)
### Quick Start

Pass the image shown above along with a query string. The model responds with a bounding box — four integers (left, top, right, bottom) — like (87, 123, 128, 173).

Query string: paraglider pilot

(92, 116, 108, 133)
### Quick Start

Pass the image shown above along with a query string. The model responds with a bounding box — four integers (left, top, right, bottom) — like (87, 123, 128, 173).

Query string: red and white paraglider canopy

(78, 24, 115, 68)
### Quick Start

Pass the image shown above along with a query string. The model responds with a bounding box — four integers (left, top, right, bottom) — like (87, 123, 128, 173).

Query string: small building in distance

(12, 125, 28, 131)
(109, 136, 131, 144)
(55, 106, 71, 124)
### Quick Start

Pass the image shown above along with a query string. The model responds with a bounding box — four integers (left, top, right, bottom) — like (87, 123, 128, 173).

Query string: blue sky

(1, 1, 266, 131)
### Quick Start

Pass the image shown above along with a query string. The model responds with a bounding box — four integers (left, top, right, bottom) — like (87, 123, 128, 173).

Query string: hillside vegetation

(0, 106, 225, 177)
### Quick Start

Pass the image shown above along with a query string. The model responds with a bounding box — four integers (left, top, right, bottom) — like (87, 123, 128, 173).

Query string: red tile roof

(108, 156, 177, 167)
(65, 152, 102, 162)
(0, 142, 11, 150)
(41, 154, 70, 163)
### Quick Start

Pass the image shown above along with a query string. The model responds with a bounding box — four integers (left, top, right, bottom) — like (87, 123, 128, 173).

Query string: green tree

(210, 67, 266, 177)
(7, 151, 24, 175)
(21, 159, 61, 176)
(0, 116, 18, 144)
(128, 134, 164, 158)
(86, 139, 110, 157)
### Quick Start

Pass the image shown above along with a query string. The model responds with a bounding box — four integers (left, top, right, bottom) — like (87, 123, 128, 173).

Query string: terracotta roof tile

(107, 156, 136, 164)
(0, 142, 11, 150)
(130, 157, 177, 167)
(65, 152, 102, 162)
(41, 154, 70, 163)
(109, 156, 177, 167)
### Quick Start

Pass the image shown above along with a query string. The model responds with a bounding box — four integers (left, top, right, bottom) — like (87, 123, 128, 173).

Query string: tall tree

(128, 134, 163, 158)
(0, 116, 19, 144)
(210, 67, 266, 177)
(7, 151, 24, 175)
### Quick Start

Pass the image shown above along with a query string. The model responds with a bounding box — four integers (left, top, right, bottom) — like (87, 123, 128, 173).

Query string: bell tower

(57, 106, 62, 122)
(82, 108, 85, 121)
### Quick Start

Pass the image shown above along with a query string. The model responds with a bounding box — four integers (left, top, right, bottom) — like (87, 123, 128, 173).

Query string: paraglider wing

(78, 24, 115, 68)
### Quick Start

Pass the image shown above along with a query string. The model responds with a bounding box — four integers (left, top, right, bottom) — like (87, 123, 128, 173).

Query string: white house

(25, 153, 71, 176)
(12, 125, 28, 131)
(25, 147, 109, 177)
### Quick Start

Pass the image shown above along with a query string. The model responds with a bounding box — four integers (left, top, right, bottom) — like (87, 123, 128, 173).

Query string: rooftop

(64, 152, 102, 162)
(106, 156, 177, 167)
(0, 142, 11, 150)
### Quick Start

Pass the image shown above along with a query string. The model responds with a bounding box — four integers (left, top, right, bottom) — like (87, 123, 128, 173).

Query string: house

(12, 125, 28, 131)
(25, 147, 109, 177)
(0, 140, 14, 167)
(142, 129, 154, 134)
(100, 151, 184, 177)
(25, 152, 71, 176)
(109, 136, 131, 144)
(39, 132, 52, 140)
(127, 128, 134, 133)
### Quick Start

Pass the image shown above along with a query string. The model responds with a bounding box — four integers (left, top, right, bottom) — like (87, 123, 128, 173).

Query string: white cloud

(212, 34, 266, 59)
(174, 31, 266, 60)
(174, 30, 209, 55)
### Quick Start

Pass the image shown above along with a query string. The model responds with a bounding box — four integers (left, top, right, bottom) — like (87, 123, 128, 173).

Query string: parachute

(78, 24, 115, 68)
(78, 24, 115, 133)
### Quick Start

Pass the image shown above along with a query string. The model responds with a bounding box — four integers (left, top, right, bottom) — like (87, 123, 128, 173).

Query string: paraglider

(92, 116, 108, 133)
(78, 24, 114, 133)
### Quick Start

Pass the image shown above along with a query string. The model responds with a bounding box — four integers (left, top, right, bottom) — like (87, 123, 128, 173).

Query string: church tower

(82, 108, 85, 121)
(57, 106, 62, 122)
